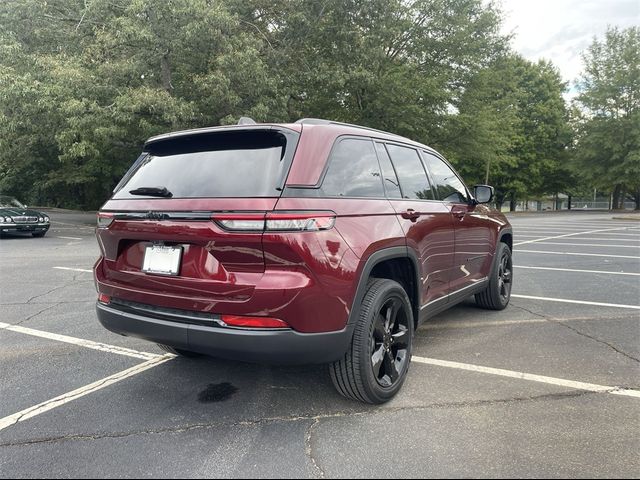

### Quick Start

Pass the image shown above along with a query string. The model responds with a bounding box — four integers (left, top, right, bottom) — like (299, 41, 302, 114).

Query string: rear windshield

(113, 130, 296, 199)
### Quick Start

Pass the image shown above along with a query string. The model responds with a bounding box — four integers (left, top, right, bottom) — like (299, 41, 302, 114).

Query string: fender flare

(346, 246, 421, 327)
(498, 226, 513, 250)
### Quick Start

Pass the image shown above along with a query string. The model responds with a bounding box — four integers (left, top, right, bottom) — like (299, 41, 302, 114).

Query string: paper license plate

(142, 245, 182, 276)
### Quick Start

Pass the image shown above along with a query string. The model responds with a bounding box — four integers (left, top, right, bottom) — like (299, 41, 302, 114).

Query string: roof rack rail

(295, 118, 400, 137)
(237, 116, 257, 125)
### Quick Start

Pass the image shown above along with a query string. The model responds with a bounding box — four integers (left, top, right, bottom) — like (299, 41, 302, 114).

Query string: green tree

(444, 55, 571, 210)
(232, 0, 507, 140)
(573, 26, 640, 209)
(0, 0, 283, 208)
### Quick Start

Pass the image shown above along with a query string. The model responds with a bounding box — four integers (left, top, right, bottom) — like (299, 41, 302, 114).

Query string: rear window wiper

(129, 186, 173, 198)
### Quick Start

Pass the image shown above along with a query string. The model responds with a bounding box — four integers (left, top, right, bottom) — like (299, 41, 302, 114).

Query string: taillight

(212, 212, 335, 232)
(97, 212, 114, 228)
(265, 212, 335, 231)
(98, 293, 111, 304)
(212, 213, 266, 231)
(221, 315, 289, 329)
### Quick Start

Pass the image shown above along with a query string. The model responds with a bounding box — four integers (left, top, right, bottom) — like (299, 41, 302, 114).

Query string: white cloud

(499, 0, 639, 93)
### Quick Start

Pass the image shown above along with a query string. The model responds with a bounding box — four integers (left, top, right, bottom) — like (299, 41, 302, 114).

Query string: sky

(499, 0, 639, 96)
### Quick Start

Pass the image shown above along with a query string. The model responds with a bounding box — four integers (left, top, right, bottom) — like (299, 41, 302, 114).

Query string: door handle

(453, 210, 466, 220)
(401, 209, 421, 222)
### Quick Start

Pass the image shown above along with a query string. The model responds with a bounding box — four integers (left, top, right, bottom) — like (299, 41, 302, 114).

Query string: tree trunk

(485, 158, 491, 185)
(509, 192, 516, 212)
(567, 195, 572, 210)
(612, 184, 622, 210)
(161, 51, 172, 92)
(495, 191, 506, 211)
(634, 187, 640, 210)
(148, 7, 172, 93)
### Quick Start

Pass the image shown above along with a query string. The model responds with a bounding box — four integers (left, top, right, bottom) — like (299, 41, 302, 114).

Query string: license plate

(142, 245, 182, 276)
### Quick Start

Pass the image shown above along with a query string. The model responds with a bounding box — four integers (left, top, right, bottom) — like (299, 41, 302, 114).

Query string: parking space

(1, 211, 639, 477)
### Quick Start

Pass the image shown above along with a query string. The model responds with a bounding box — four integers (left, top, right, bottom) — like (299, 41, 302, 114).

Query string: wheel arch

(498, 227, 513, 251)
(347, 247, 420, 329)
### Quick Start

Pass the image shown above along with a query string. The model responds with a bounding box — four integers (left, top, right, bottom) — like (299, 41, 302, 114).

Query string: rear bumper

(96, 302, 354, 365)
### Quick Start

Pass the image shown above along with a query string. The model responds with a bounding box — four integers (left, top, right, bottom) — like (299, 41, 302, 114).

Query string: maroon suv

(94, 118, 513, 404)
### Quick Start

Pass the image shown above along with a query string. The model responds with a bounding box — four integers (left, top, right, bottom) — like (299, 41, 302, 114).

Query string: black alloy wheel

(497, 248, 513, 303)
(475, 242, 513, 310)
(330, 278, 414, 404)
(370, 296, 411, 388)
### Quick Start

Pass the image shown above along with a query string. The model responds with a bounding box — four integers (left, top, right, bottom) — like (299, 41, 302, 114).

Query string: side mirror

(473, 185, 494, 204)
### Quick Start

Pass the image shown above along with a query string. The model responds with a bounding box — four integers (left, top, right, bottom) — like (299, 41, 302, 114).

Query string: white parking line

(512, 226, 637, 231)
(517, 236, 640, 243)
(0, 322, 160, 360)
(519, 236, 640, 242)
(553, 232, 639, 237)
(515, 266, 640, 276)
(514, 227, 630, 246)
(56, 236, 83, 241)
(412, 356, 640, 399)
(529, 242, 640, 249)
(515, 249, 640, 259)
(53, 266, 93, 273)
(0, 355, 175, 432)
(511, 294, 640, 310)
(420, 314, 640, 331)
(511, 223, 639, 228)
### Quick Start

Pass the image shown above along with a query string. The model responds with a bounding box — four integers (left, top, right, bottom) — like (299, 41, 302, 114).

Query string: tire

(475, 242, 513, 310)
(330, 278, 414, 404)
(32, 232, 47, 237)
(157, 344, 202, 357)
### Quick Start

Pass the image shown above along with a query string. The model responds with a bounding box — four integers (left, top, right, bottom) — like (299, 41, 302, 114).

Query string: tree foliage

(573, 26, 640, 209)
(443, 55, 571, 208)
(0, 0, 622, 210)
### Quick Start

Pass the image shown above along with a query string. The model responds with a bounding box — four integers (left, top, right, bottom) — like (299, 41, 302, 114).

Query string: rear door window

(374, 143, 402, 199)
(422, 152, 469, 203)
(113, 130, 294, 198)
(386, 144, 435, 200)
(320, 138, 384, 197)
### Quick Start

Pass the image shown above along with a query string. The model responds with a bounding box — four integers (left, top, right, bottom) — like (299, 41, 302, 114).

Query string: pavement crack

(305, 418, 325, 478)
(24, 279, 78, 304)
(0, 389, 607, 448)
(510, 303, 548, 319)
(511, 303, 639, 363)
(4, 303, 60, 327)
(553, 320, 640, 363)
(0, 300, 93, 306)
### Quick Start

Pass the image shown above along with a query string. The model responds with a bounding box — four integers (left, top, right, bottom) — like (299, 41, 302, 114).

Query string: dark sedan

(0, 196, 50, 237)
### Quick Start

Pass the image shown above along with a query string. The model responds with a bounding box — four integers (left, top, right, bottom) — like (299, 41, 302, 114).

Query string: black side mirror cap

(473, 185, 494, 204)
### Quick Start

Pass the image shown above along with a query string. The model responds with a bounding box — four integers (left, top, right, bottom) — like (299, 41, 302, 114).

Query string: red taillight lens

(221, 315, 289, 329)
(212, 212, 335, 232)
(98, 293, 111, 304)
(97, 212, 114, 228)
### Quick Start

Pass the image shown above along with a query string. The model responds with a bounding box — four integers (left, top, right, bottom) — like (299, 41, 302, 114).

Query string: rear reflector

(212, 211, 335, 232)
(98, 293, 111, 304)
(97, 212, 114, 228)
(221, 315, 289, 329)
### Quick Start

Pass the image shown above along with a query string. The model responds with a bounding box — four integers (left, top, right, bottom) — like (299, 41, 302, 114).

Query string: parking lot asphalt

(1, 210, 639, 478)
